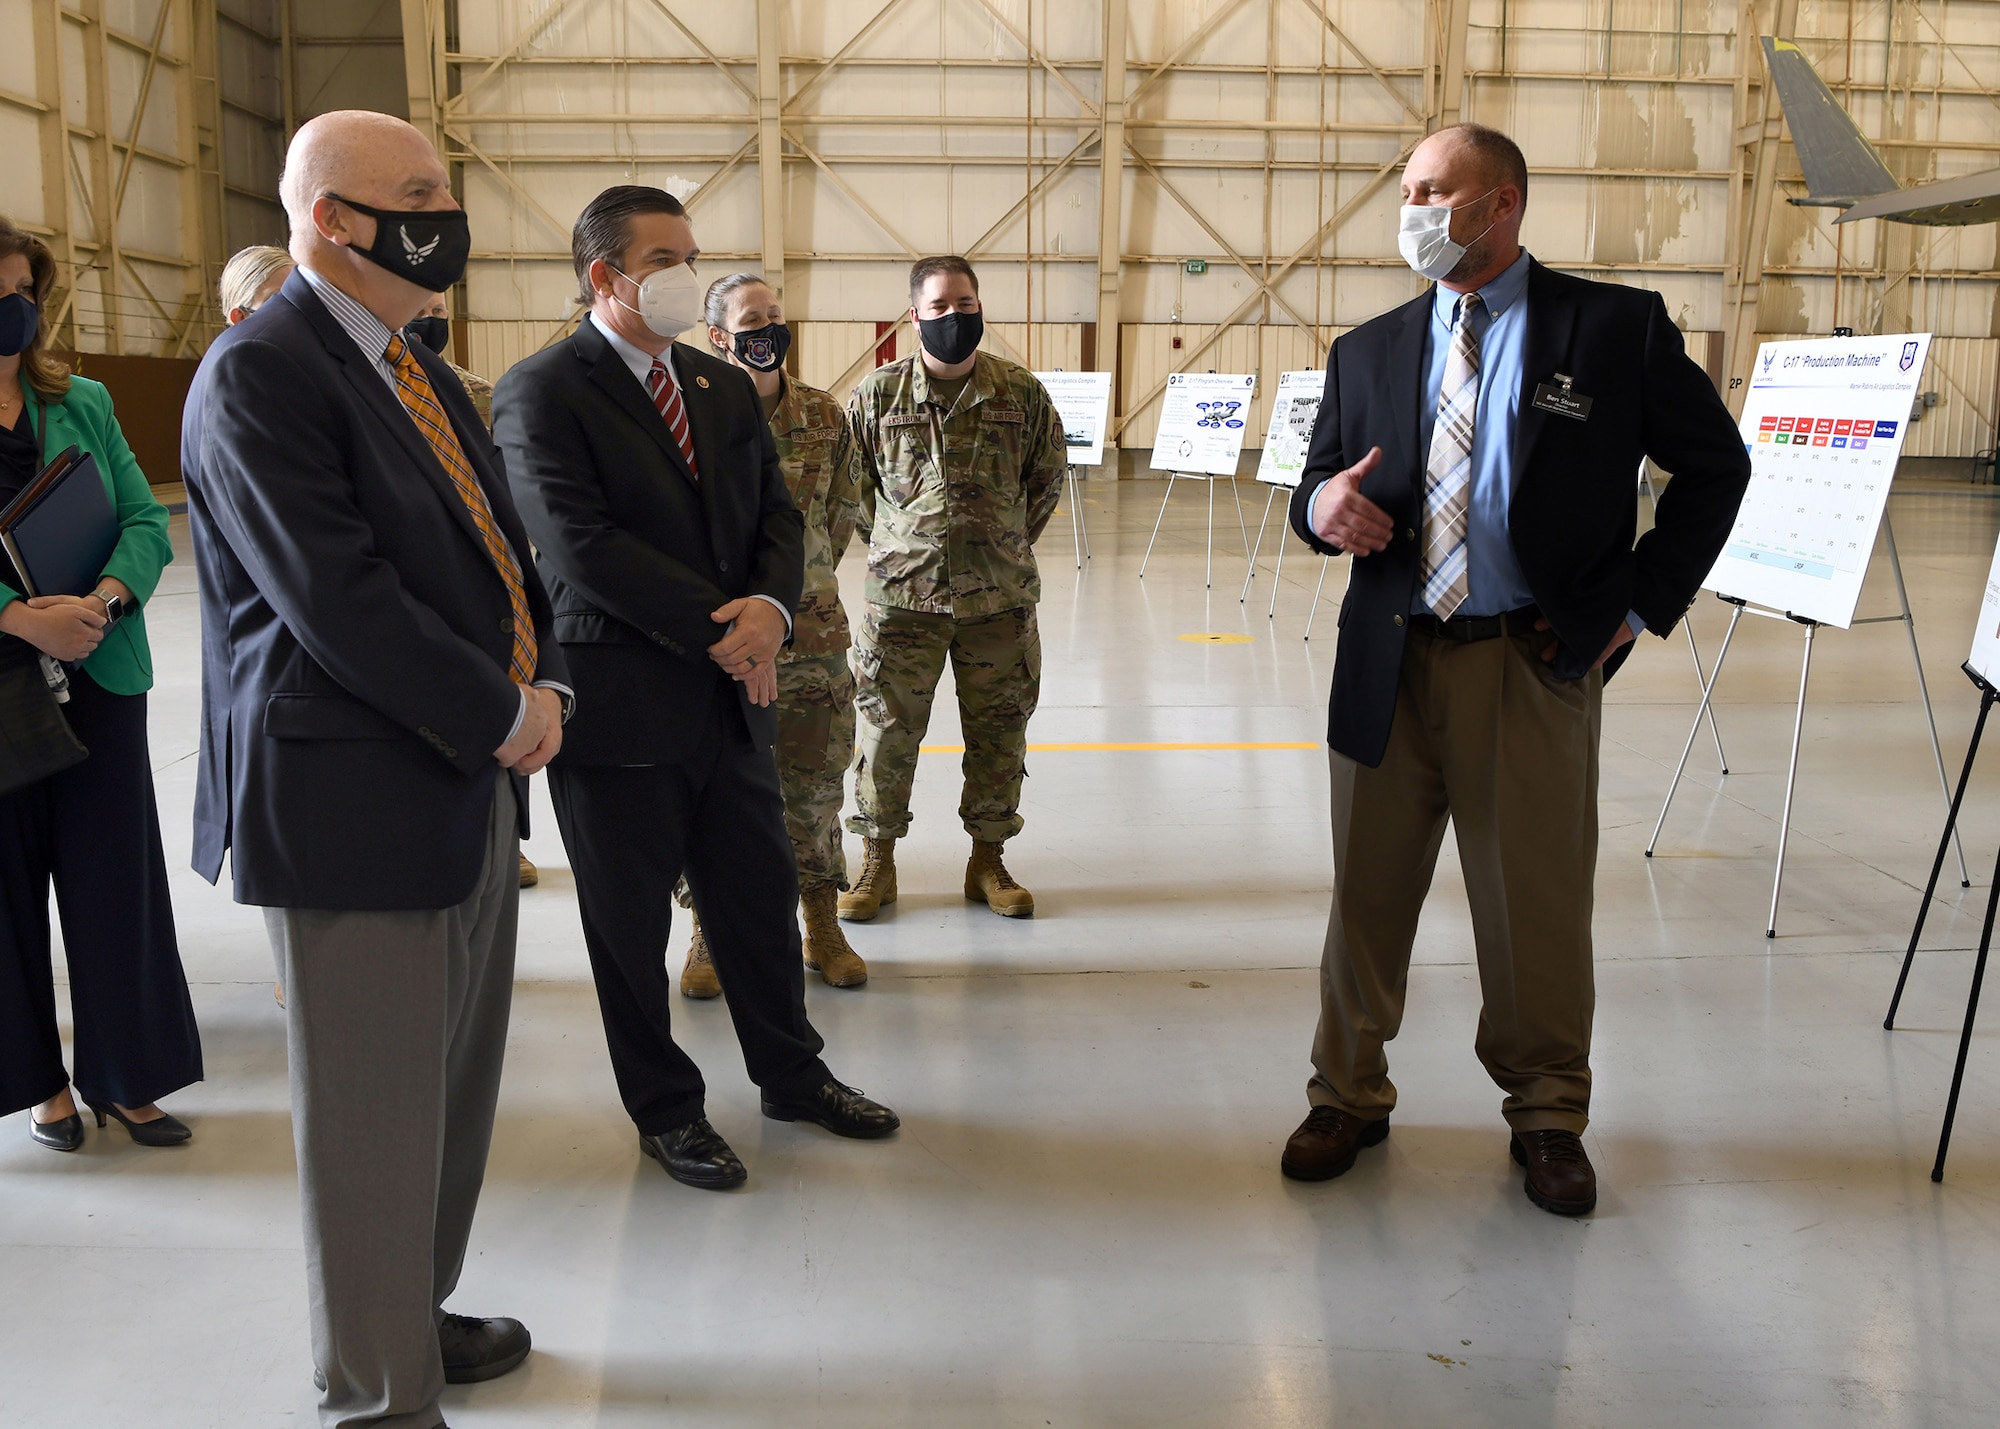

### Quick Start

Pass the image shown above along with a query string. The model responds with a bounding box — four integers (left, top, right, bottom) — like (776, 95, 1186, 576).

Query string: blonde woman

(677, 273, 868, 994)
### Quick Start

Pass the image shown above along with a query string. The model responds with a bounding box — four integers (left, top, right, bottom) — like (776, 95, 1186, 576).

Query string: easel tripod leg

(1931, 836, 2000, 1182)
(1268, 533, 1288, 621)
(1887, 688, 1994, 1029)
(1241, 488, 1276, 602)
(1885, 517, 1971, 886)
(1766, 622, 1818, 939)
(1648, 603, 1745, 857)
(1205, 477, 1215, 589)
(1683, 618, 1729, 773)
(1303, 554, 1332, 642)
(1067, 467, 1084, 570)
(1139, 473, 1176, 578)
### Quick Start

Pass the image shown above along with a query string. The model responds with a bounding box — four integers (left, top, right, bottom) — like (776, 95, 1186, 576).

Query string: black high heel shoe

(86, 1102, 191, 1147)
(29, 1112, 84, 1152)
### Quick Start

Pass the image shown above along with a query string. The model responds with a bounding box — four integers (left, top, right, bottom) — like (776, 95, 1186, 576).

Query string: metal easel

(1642, 464, 1731, 773)
(1883, 665, 1998, 1182)
(1646, 511, 1969, 937)
(1063, 465, 1092, 569)
(1138, 473, 1252, 589)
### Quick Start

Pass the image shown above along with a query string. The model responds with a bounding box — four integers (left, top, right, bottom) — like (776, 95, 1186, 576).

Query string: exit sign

(1184, 258, 1208, 275)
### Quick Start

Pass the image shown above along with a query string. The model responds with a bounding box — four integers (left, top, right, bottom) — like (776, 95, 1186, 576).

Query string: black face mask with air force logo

(327, 194, 472, 292)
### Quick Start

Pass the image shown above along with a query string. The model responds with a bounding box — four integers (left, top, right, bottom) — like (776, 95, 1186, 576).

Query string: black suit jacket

(492, 320, 804, 765)
(1289, 258, 1750, 768)
(182, 269, 567, 910)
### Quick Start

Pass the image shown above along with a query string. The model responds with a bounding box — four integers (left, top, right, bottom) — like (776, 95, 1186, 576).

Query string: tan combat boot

(837, 838, 898, 921)
(679, 913, 721, 999)
(801, 883, 868, 987)
(966, 839, 1034, 917)
(519, 853, 539, 887)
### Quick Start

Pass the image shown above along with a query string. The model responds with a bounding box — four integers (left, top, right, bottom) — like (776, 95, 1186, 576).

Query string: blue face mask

(0, 293, 38, 357)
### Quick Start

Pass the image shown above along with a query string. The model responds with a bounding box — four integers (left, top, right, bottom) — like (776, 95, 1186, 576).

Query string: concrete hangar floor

(3, 476, 1999, 1428)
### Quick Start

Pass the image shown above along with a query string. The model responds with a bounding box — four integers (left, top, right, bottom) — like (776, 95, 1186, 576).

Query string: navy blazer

(493, 320, 803, 766)
(1289, 259, 1750, 768)
(183, 269, 568, 910)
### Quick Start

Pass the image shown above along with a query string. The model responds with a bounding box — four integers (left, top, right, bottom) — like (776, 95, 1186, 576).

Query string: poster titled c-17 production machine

(1150, 371, 1256, 478)
(1703, 332, 1931, 629)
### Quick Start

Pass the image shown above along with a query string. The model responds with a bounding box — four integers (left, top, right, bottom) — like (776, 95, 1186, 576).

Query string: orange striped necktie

(384, 333, 538, 688)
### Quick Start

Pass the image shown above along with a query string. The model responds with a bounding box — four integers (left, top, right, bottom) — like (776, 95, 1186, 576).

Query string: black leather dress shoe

(438, 1313, 531, 1384)
(1511, 1130, 1597, 1216)
(760, 1079, 900, 1139)
(639, 1119, 747, 1189)
(30, 1112, 84, 1152)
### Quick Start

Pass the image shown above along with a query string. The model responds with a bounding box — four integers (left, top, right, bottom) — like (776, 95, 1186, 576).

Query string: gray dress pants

(266, 780, 518, 1429)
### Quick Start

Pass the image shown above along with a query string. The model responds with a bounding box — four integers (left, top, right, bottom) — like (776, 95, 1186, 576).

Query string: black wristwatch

(92, 588, 127, 626)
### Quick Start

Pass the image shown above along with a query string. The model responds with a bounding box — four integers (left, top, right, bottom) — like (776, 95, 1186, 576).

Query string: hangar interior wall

(3, 2, 2000, 461)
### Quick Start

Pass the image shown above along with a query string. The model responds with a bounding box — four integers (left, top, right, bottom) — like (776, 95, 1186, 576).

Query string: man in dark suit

(494, 185, 898, 1193)
(1278, 124, 1749, 1215)
(183, 111, 566, 1426)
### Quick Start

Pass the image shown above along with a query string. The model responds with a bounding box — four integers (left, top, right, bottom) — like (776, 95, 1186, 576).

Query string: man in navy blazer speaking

(183, 110, 566, 1426)
(1277, 124, 1749, 1216)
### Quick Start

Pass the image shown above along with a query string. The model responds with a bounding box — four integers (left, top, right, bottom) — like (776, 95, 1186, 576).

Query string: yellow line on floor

(916, 741, 1320, 753)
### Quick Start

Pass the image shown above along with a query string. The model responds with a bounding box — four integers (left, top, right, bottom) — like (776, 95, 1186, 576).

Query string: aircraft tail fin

(1762, 36, 1900, 205)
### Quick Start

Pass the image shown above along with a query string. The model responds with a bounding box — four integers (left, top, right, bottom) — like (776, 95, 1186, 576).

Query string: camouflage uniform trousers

(774, 650, 856, 893)
(847, 603, 1041, 843)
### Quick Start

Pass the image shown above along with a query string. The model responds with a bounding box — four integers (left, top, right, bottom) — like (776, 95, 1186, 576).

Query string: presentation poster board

(1703, 332, 1931, 628)
(1033, 371, 1113, 468)
(1255, 370, 1326, 489)
(1150, 372, 1256, 478)
(1969, 530, 2000, 689)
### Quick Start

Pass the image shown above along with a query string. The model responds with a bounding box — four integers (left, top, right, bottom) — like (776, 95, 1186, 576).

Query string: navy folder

(0, 444, 120, 598)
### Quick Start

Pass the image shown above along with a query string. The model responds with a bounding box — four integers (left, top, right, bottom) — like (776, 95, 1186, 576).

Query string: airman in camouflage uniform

(679, 275, 870, 997)
(840, 255, 1066, 922)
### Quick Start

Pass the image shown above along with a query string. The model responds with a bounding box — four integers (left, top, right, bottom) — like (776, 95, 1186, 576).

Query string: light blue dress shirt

(1309, 248, 1643, 640)
(1412, 250, 1535, 617)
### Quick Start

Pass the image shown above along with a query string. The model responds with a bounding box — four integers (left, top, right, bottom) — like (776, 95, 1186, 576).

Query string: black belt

(1406, 604, 1541, 643)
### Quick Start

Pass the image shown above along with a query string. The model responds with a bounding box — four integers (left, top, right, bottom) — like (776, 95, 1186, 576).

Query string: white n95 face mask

(614, 262, 703, 339)
(1397, 190, 1497, 282)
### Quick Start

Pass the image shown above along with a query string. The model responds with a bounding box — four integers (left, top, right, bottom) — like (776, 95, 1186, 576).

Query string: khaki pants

(848, 603, 1041, 842)
(1309, 627, 1602, 1134)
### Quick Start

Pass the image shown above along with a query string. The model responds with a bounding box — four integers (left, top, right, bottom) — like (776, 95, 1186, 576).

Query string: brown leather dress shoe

(1280, 1106, 1389, 1181)
(1511, 1129, 1597, 1216)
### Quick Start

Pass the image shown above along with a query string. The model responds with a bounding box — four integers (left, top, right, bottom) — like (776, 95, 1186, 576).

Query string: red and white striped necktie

(647, 358, 699, 481)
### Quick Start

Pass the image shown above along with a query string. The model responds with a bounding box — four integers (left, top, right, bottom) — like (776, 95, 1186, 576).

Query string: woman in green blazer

(0, 217, 202, 1152)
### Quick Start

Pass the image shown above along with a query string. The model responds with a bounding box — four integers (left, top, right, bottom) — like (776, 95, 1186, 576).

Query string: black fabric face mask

(328, 193, 471, 291)
(405, 315, 450, 354)
(731, 322, 792, 372)
(0, 294, 38, 357)
(917, 309, 983, 366)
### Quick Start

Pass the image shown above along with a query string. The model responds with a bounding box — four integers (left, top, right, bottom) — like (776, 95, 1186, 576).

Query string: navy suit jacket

(492, 321, 803, 766)
(182, 269, 567, 910)
(1289, 259, 1750, 768)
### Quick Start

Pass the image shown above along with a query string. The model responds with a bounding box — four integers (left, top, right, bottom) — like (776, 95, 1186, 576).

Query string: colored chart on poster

(1034, 371, 1114, 468)
(1255, 370, 1325, 489)
(1703, 332, 1931, 628)
(1150, 372, 1256, 478)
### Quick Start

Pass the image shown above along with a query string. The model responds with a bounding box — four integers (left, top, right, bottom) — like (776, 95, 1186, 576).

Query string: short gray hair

(218, 244, 294, 317)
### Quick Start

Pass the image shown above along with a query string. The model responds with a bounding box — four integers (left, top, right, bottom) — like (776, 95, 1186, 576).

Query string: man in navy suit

(183, 110, 565, 1427)
(495, 186, 899, 1196)
(1277, 124, 1749, 1215)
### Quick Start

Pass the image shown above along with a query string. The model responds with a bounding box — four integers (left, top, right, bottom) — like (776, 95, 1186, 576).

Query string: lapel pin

(696, 375, 711, 389)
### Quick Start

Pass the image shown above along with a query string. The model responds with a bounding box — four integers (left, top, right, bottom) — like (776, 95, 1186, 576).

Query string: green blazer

(0, 376, 172, 695)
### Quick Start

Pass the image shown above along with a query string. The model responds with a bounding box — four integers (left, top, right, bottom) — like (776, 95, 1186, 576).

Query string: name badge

(1532, 373, 1592, 421)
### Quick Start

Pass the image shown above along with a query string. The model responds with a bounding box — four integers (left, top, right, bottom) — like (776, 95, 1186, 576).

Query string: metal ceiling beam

(1126, 0, 1255, 110)
(756, 0, 785, 295)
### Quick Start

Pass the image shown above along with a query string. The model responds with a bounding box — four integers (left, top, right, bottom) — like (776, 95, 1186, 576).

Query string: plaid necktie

(384, 334, 538, 687)
(1421, 291, 1484, 621)
(648, 358, 700, 480)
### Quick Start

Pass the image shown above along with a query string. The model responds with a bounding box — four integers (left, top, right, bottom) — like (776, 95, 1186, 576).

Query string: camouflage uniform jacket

(446, 359, 495, 428)
(847, 351, 1066, 617)
(773, 376, 862, 657)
